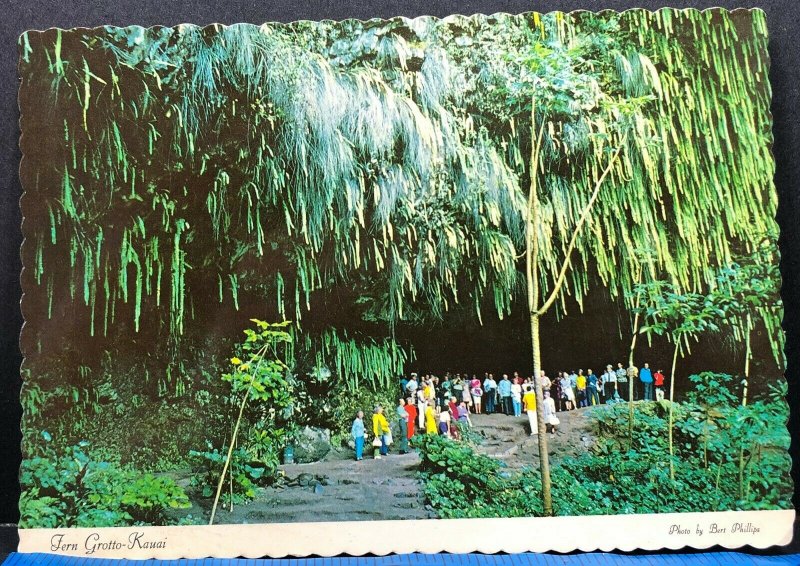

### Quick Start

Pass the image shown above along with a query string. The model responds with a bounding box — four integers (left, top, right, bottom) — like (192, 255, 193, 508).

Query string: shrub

(328, 383, 398, 445)
(189, 443, 272, 505)
(20, 440, 190, 527)
(417, 374, 791, 518)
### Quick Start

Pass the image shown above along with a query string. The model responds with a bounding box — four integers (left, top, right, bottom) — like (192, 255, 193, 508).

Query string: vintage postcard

(17, 8, 793, 558)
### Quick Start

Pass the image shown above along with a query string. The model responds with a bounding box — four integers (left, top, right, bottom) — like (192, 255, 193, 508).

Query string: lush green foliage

(20, 440, 190, 527)
(418, 374, 791, 518)
(328, 383, 399, 444)
(189, 444, 271, 505)
(416, 434, 532, 518)
(19, 10, 777, 383)
(195, 319, 294, 510)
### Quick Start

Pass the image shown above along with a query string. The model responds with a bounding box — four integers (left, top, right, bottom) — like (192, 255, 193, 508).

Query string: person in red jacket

(404, 397, 418, 439)
(654, 369, 666, 401)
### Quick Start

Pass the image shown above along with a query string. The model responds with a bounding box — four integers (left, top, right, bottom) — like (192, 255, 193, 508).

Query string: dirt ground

(187, 405, 600, 524)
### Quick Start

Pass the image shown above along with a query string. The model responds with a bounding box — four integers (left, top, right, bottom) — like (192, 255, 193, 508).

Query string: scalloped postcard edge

(16, 7, 793, 559)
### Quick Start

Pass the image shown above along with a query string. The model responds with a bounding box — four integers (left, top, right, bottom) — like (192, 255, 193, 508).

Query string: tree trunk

(738, 314, 752, 499)
(668, 341, 680, 482)
(627, 301, 641, 445)
(209, 343, 270, 525)
(525, 102, 553, 516)
(210, 384, 250, 524)
(530, 312, 552, 515)
(523, 104, 625, 514)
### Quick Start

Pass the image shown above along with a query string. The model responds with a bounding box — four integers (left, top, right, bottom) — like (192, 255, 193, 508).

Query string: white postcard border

(18, 509, 794, 559)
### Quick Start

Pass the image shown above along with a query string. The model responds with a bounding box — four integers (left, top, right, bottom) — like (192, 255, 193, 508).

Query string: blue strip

(4, 553, 800, 566)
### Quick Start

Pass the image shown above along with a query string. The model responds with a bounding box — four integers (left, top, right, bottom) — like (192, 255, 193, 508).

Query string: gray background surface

(0, 0, 797, 554)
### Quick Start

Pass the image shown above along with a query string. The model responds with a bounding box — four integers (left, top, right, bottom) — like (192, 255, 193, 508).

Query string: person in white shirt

(405, 375, 418, 396)
(438, 407, 451, 437)
(416, 386, 427, 429)
(559, 373, 575, 410)
(511, 380, 523, 416)
(542, 391, 559, 434)
(603, 365, 617, 403)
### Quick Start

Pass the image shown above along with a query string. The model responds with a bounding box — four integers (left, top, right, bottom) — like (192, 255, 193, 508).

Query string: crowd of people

(351, 362, 668, 460)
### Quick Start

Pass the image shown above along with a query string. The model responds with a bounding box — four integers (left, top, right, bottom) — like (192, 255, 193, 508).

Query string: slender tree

(636, 282, 721, 480)
(708, 242, 782, 497)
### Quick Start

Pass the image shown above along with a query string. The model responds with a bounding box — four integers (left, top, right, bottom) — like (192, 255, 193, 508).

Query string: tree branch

(536, 135, 627, 317)
(526, 105, 546, 314)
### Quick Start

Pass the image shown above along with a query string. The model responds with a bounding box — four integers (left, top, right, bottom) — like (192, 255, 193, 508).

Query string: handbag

(372, 437, 382, 447)
(385, 431, 393, 445)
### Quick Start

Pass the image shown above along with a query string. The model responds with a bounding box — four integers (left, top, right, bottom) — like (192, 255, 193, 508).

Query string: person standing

(640, 363, 654, 401)
(540, 371, 552, 397)
(399, 375, 409, 398)
(438, 407, 451, 436)
(404, 397, 417, 440)
(576, 369, 587, 408)
(457, 401, 472, 427)
(627, 363, 639, 400)
(423, 377, 434, 406)
(498, 374, 513, 415)
(511, 378, 523, 417)
(417, 386, 428, 429)
(425, 404, 438, 435)
(569, 370, 578, 397)
(452, 375, 464, 406)
(553, 372, 564, 411)
(372, 406, 390, 458)
(461, 377, 473, 408)
(439, 374, 452, 409)
(470, 379, 483, 414)
(603, 365, 617, 403)
(654, 368, 666, 401)
(587, 369, 600, 406)
(542, 391, 560, 434)
(559, 372, 575, 410)
(395, 399, 409, 454)
(523, 385, 538, 436)
(351, 410, 366, 461)
(483, 373, 497, 414)
(448, 396, 460, 422)
(616, 362, 628, 401)
(405, 374, 418, 397)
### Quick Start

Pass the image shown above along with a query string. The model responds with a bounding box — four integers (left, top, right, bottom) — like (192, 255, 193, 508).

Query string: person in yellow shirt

(576, 370, 588, 408)
(372, 406, 390, 459)
(522, 386, 538, 436)
(425, 404, 438, 434)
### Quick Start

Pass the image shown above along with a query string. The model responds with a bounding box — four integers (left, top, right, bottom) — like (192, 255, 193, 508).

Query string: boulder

(292, 426, 332, 463)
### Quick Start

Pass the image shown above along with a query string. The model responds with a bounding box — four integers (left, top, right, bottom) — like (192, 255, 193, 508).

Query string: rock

(293, 426, 332, 463)
(394, 501, 416, 509)
(339, 478, 358, 485)
(296, 472, 315, 487)
(313, 483, 324, 495)
(394, 492, 415, 498)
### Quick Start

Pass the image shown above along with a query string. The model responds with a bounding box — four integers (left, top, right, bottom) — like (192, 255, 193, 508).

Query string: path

(189, 406, 599, 524)
(207, 450, 431, 524)
(469, 406, 597, 470)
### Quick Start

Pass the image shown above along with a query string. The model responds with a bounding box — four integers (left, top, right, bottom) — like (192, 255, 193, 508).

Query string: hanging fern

(18, 9, 780, 379)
